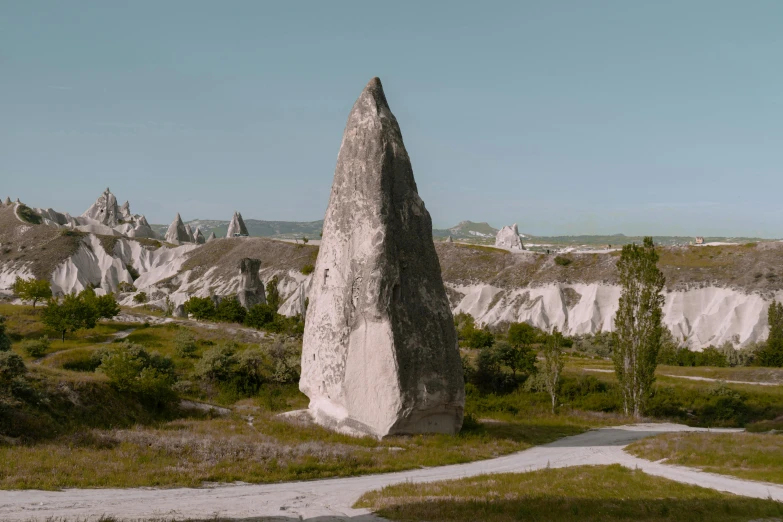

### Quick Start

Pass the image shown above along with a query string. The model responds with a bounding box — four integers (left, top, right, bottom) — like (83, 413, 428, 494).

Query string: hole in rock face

(324, 269, 329, 284)
(392, 284, 401, 302)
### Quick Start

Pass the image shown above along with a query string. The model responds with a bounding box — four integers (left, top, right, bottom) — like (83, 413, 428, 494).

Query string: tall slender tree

(542, 327, 565, 413)
(759, 299, 783, 367)
(612, 237, 666, 418)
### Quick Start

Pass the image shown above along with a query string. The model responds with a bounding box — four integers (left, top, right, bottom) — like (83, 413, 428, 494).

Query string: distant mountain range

(151, 218, 773, 246)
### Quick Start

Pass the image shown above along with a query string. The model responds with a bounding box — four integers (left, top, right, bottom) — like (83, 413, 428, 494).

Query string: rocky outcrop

(206, 232, 217, 242)
(82, 187, 121, 227)
(194, 228, 206, 244)
(447, 235, 453, 243)
(226, 211, 249, 237)
(237, 258, 266, 309)
(184, 224, 195, 243)
(495, 223, 525, 250)
(300, 77, 465, 439)
(165, 213, 191, 244)
(3, 197, 10, 206)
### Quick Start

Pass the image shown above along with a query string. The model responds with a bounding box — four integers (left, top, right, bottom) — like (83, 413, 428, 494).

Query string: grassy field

(355, 464, 783, 522)
(626, 431, 783, 485)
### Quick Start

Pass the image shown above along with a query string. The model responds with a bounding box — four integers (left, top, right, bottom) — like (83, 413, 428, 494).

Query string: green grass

(626, 431, 783, 485)
(355, 464, 783, 522)
(0, 409, 606, 490)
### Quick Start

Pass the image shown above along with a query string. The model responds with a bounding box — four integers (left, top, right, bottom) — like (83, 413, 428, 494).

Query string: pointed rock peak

(137, 215, 149, 226)
(207, 231, 217, 242)
(495, 224, 525, 251)
(165, 212, 191, 243)
(301, 78, 464, 439)
(3, 197, 10, 205)
(194, 228, 206, 244)
(82, 187, 121, 226)
(226, 211, 249, 238)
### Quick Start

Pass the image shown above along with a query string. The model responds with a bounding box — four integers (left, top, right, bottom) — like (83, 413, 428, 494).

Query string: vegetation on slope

(627, 431, 783, 485)
(355, 464, 783, 522)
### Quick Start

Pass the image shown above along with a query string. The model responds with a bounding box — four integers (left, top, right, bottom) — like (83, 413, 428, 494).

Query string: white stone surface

(495, 223, 525, 250)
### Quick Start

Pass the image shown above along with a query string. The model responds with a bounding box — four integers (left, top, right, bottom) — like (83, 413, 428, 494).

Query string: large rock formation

(3, 197, 10, 206)
(226, 211, 249, 237)
(184, 224, 195, 243)
(237, 258, 266, 309)
(206, 232, 217, 242)
(495, 223, 525, 250)
(300, 77, 464, 439)
(82, 187, 121, 227)
(165, 213, 191, 244)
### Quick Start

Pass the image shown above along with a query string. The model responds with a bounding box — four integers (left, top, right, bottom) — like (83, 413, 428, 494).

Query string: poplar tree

(759, 299, 783, 367)
(542, 327, 565, 413)
(612, 237, 665, 418)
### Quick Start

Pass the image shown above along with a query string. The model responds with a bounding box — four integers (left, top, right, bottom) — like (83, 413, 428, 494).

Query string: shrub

(183, 296, 217, 320)
(194, 344, 237, 382)
(554, 255, 572, 266)
(133, 292, 148, 304)
(0, 351, 26, 384)
(16, 204, 42, 224)
(215, 295, 247, 324)
(301, 264, 315, 275)
(268, 340, 301, 383)
(244, 304, 276, 329)
(126, 264, 140, 281)
(266, 276, 281, 311)
(465, 328, 495, 349)
(19, 336, 50, 358)
(0, 316, 11, 352)
(118, 281, 136, 293)
(41, 294, 98, 342)
(98, 343, 175, 407)
(174, 330, 198, 358)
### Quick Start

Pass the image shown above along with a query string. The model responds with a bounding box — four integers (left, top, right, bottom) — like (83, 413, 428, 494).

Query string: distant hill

(433, 221, 499, 239)
(152, 219, 324, 240)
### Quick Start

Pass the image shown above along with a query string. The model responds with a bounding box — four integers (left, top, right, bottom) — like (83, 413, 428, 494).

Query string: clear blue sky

(2, 1, 783, 237)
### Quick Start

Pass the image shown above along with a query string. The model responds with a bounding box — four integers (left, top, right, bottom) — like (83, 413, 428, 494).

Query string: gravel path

(583, 367, 781, 386)
(2, 423, 780, 521)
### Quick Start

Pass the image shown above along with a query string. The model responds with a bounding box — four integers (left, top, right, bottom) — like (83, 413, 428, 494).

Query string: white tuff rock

(300, 78, 465, 439)
(226, 211, 249, 238)
(165, 213, 191, 244)
(495, 223, 525, 250)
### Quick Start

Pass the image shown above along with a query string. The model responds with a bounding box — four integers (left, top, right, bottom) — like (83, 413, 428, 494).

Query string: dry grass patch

(626, 431, 783, 484)
(356, 464, 783, 521)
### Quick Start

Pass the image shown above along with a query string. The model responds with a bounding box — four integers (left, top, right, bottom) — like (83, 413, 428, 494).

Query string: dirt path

(583, 367, 781, 387)
(2, 423, 780, 521)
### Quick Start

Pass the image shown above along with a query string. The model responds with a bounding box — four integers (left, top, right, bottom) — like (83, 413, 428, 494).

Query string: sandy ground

(2, 423, 781, 521)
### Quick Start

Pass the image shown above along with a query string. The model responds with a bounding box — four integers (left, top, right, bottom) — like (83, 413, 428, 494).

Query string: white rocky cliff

(300, 77, 465, 438)
(495, 223, 525, 250)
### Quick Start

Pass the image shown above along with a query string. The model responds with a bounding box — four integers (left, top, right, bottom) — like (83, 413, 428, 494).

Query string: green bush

(266, 276, 281, 311)
(465, 328, 495, 349)
(174, 330, 198, 358)
(19, 336, 50, 358)
(0, 316, 11, 352)
(133, 292, 148, 304)
(0, 351, 26, 384)
(215, 295, 247, 324)
(194, 344, 237, 382)
(16, 204, 42, 224)
(183, 296, 217, 320)
(301, 264, 315, 275)
(245, 304, 276, 329)
(554, 255, 572, 266)
(98, 342, 175, 407)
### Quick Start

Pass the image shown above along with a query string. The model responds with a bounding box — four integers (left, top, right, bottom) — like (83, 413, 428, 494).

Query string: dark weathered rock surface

(237, 258, 266, 309)
(300, 77, 464, 438)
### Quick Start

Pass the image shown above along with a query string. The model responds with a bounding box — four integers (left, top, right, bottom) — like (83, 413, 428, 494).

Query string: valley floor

(1, 423, 781, 521)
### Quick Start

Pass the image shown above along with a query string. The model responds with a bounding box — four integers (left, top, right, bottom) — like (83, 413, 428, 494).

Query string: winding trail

(583, 367, 782, 386)
(2, 423, 781, 521)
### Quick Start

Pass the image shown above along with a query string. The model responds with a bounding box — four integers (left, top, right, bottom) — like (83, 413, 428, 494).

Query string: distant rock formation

(184, 224, 195, 243)
(237, 258, 266, 309)
(194, 228, 206, 244)
(300, 77, 465, 439)
(3, 197, 10, 206)
(165, 213, 191, 244)
(495, 223, 525, 250)
(206, 232, 217, 242)
(226, 211, 249, 238)
(82, 187, 121, 227)
(446, 235, 453, 243)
